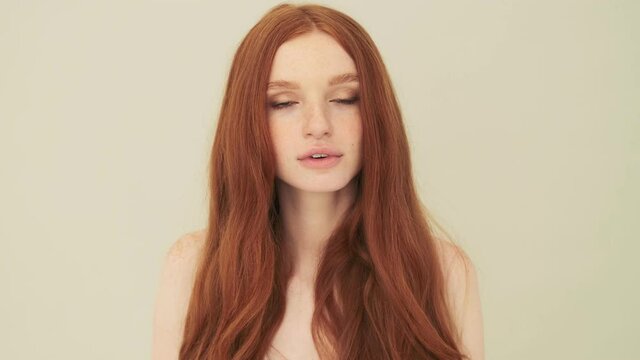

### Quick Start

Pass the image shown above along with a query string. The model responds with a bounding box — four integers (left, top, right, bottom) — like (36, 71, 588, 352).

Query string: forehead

(268, 31, 357, 84)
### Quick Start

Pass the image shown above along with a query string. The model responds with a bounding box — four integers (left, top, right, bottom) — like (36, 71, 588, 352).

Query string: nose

(303, 102, 332, 139)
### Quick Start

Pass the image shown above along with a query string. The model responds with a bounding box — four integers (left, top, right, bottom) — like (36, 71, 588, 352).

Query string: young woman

(152, 3, 484, 360)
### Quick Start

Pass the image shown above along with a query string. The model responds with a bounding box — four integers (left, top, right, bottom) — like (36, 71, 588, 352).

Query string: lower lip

(299, 155, 342, 169)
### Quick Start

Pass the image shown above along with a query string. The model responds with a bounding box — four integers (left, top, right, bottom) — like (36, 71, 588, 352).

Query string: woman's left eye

(332, 96, 359, 105)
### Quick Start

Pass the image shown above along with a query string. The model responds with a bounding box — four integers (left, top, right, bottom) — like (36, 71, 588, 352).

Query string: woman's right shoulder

(158, 228, 207, 304)
(166, 228, 207, 265)
(151, 228, 207, 360)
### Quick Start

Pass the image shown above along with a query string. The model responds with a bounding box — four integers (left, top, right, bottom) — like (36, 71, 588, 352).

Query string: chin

(277, 174, 355, 193)
(298, 183, 349, 193)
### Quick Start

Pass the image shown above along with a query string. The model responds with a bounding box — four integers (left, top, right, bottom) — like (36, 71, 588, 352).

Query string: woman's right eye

(270, 101, 296, 110)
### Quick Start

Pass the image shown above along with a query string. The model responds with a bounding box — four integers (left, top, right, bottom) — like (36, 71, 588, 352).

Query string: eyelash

(269, 96, 359, 110)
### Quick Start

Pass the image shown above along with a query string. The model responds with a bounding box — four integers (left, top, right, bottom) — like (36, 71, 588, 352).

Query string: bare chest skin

(266, 278, 321, 360)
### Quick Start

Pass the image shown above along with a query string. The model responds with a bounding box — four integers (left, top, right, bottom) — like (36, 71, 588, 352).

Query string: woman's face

(267, 31, 362, 193)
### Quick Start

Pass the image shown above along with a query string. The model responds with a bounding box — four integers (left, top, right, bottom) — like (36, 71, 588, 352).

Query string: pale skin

(151, 30, 484, 360)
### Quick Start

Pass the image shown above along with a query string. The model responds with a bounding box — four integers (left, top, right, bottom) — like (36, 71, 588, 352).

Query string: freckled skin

(267, 30, 363, 194)
(264, 30, 363, 360)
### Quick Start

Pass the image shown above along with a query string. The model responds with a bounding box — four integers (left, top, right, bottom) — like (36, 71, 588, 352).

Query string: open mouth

(299, 155, 342, 169)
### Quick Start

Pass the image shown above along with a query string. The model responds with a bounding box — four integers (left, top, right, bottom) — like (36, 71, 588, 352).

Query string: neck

(276, 177, 357, 284)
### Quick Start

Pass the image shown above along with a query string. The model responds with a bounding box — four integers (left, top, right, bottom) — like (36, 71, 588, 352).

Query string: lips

(298, 147, 343, 160)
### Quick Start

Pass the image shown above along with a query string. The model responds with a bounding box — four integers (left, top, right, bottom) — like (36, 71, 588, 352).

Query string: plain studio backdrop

(1, 0, 638, 359)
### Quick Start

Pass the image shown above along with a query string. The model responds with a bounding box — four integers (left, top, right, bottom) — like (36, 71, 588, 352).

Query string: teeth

(311, 153, 328, 158)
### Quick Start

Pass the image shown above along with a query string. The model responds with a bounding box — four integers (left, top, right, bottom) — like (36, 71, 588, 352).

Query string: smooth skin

(151, 31, 484, 360)
(150, 230, 485, 359)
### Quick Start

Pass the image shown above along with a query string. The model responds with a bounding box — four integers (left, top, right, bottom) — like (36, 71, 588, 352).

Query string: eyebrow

(267, 72, 359, 90)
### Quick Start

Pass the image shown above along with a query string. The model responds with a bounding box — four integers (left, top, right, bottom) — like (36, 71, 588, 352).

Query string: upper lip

(298, 147, 343, 160)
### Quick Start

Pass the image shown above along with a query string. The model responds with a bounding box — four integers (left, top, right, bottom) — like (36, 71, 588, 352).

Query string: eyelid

(270, 101, 297, 110)
(268, 96, 359, 110)
(331, 96, 359, 104)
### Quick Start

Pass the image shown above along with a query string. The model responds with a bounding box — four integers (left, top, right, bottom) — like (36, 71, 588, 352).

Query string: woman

(152, 3, 484, 360)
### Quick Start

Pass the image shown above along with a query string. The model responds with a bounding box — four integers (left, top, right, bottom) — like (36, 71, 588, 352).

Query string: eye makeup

(268, 94, 360, 110)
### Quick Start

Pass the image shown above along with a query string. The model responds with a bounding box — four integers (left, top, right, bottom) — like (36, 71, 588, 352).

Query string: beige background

(1, 0, 638, 359)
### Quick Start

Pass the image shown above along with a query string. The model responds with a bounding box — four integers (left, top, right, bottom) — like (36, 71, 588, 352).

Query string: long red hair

(180, 3, 469, 359)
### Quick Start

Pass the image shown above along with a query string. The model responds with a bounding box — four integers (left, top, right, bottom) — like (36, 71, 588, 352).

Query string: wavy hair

(180, 3, 469, 359)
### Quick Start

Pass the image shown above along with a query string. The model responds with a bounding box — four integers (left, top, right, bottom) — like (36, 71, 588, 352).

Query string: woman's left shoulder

(435, 237, 485, 360)
(435, 238, 474, 279)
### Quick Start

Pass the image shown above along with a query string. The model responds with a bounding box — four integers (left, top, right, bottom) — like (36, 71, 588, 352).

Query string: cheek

(268, 122, 293, 158)
(268, 121, 283, 145)
(346, 118, 363, 148)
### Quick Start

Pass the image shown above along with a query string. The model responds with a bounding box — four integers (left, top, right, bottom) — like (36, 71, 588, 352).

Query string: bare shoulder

(435, 237, 485, 360)
(151, 229, 207, 360)
(159, 229, 207, 289)
(166, 228, 207, 265)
